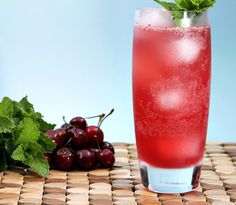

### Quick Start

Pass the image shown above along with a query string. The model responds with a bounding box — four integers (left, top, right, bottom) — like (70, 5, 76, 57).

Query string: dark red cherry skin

(67, 127, 88, 148)
(61, 123, 72, 130)
(55, 147, 74, 171)
(45, 128, 66, 148)
(76, 149, 96, 170)
(102, 141, 115, 154)
(44, 153, 53, 167)
(70, 117, 87, 131)
(86, 126, 104, 146)
(97, 149, 115, 168)
(89, 148, 101, 160)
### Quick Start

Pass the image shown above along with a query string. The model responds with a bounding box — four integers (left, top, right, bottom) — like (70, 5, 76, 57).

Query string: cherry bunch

(45, 109, 115, 171)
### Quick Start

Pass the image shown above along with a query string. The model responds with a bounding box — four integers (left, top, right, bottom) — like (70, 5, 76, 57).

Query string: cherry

(86, 126, 104, 146)
(70, 117, 87, 131)
(48, 109, 115, 172)
(61, 123, 72, 130)
(55, 147, 74, 171)
(97, 149, 115, 168)
(89, 148, 101, 163)
(76, 149, 96, 170)
(67, 127, 88, 148)
(102, 141, 115, 154)
(44, 153, 53, 167)
(45, 128, 66, 148)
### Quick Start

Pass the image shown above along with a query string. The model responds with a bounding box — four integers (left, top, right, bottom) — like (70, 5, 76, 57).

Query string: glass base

(139, 161, 201, 193)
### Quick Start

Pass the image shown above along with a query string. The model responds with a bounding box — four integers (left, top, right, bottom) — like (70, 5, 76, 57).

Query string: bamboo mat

(0, 142, 236, 205)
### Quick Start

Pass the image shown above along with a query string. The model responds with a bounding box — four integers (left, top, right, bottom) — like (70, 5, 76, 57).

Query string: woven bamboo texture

(0, 142, 236, 205)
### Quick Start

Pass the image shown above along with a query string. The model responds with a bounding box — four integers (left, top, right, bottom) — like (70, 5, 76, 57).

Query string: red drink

(133, 25, 211, 169)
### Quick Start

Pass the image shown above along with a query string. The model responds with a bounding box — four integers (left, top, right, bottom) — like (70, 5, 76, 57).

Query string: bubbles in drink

(137, 8, 174, 28)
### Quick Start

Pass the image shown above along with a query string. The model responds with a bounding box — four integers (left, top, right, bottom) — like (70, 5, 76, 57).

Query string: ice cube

(138, 8, 174, 28)
(174, 38, 200, 63)
(157, 89, 185, 110)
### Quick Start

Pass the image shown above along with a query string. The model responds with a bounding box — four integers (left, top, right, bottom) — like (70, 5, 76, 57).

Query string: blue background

(0, 0, 235, 142)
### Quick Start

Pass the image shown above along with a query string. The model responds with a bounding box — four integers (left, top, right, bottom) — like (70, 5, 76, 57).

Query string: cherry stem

(85, 113, 105, 119)
(64, 137, 73, 147)
(95, 109, 114, 151)
(98, 109, 114, 127)
(62, 116, 70, 126)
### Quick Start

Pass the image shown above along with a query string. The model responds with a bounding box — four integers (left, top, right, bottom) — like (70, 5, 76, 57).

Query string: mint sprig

(0, 96, 56, 177)
(154, 0, 215, 26)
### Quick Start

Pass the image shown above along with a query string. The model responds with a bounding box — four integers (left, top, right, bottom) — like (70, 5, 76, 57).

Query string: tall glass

(132, 8, 211, 193)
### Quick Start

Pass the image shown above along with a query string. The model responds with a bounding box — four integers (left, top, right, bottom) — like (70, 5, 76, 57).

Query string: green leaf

(153, 0, 216, 26)
(16, 118, 40, 144)
(24, 152, 49, 177)
(12, 96, 35, 121)
(175, 0, 213, 10)
(154, 0, 177, 11)
(0, 148, 7, 172)
(192, 0, 204, 6)
(0, 96, 55, 177)
(36, 117, 56, 133)
(176, 0, 197, 11)
(0, 116, 14, 133)
(19, 96, 35, 115)
(0, 97, 13, 119)
(38, 134, 56, 153)
(11, 144, 26, 161)
(11, 142, 50, 177)
(3, 133, 16, 155)
(28, 141, 42, 153)
(199, 0, 215, 9)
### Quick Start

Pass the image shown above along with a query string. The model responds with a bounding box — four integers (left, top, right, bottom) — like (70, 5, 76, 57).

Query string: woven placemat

(0, 142, 236, 205)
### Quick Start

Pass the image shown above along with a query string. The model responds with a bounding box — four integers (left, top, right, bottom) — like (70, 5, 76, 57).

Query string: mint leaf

(11, 144, 26, 161)
(176, 0, 196, 10)
(199, 0, 215, 9)
(12, 143, 50, 177)
(192, 0, 204, 6)
(16, 118, 40, 144)
(0, 96, 56, 176)
(38, 134, 56, 153)
(153, 0, 215, 26)
(24, 152, 49, 177)
(0, 97, 13, 119)
(0, 116, 14, 133)
(35, 113, 56, 132)
(19, 96, 35, 115)
(154, 0, 177, 10)
(12, 96, 35, 121)
(3, 133, 16, 156)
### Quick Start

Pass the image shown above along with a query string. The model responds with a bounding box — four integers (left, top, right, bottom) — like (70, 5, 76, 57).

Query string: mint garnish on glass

(154, 0, 215, 26)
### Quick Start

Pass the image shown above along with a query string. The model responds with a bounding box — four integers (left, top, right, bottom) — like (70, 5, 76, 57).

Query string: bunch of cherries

(44, 109, 115, 171)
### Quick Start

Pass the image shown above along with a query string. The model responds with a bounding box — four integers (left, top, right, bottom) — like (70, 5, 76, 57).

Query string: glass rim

(134, 7, 210, 28)
(135, 7, 210, 14)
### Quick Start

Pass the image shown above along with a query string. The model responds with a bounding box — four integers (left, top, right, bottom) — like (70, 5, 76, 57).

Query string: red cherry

(44, 153, 53, 167)
(67, 127, 88, 148)
(70, 117, 87, 131)
(76, 149, 96, 170)
(45, 128, 66, 148)
(55, 147, 74, 171)
(86, 126, 104, 146)
(97, 149, 115, 168)
(61, 123, 72, 130)
(102, 141, 115, 154)
(89, 148, 101, 165)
